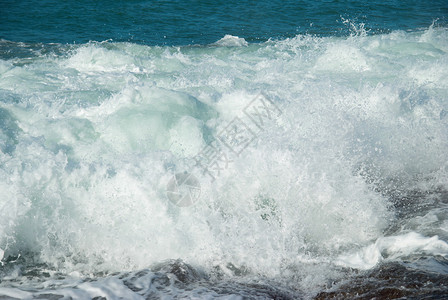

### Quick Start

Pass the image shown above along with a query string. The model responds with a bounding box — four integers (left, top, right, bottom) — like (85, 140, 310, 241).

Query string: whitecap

(213, 34, 248, 47)
(335, 232, 448, 270)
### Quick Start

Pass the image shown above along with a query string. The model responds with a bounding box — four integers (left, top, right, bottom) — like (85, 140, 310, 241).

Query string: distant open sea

(1, 0, 448, 299)
(1, 0, 447, 45)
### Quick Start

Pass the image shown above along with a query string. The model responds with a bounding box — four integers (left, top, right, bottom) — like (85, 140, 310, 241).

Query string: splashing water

(1, 25, 448, 298)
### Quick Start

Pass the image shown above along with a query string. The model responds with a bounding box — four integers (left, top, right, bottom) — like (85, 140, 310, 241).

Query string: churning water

(1, 1, 448, 298)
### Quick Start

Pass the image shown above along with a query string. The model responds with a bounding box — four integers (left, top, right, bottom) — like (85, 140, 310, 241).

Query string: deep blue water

(1, 0, 448, 45)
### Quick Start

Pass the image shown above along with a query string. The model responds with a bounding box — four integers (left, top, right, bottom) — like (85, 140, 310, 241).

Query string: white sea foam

(336, 232, 448, 270)
(214, 35, 249, 47)
(0, 26, 447, 297)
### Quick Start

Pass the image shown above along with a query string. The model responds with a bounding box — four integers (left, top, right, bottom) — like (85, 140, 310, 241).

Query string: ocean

(1, 0, 448, 299)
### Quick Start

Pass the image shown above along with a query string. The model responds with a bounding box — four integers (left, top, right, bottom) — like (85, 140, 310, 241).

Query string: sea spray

(1, 26, 448, 298)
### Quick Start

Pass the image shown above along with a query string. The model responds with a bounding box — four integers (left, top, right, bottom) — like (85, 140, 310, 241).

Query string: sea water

(1, 1, 448, 299)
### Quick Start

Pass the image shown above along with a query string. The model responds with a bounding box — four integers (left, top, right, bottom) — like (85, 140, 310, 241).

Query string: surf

(1, 25, 447, 298)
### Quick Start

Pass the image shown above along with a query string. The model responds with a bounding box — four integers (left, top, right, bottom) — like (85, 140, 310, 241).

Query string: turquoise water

(1, 1, 448, 299)
(1, 0, 447, 45)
